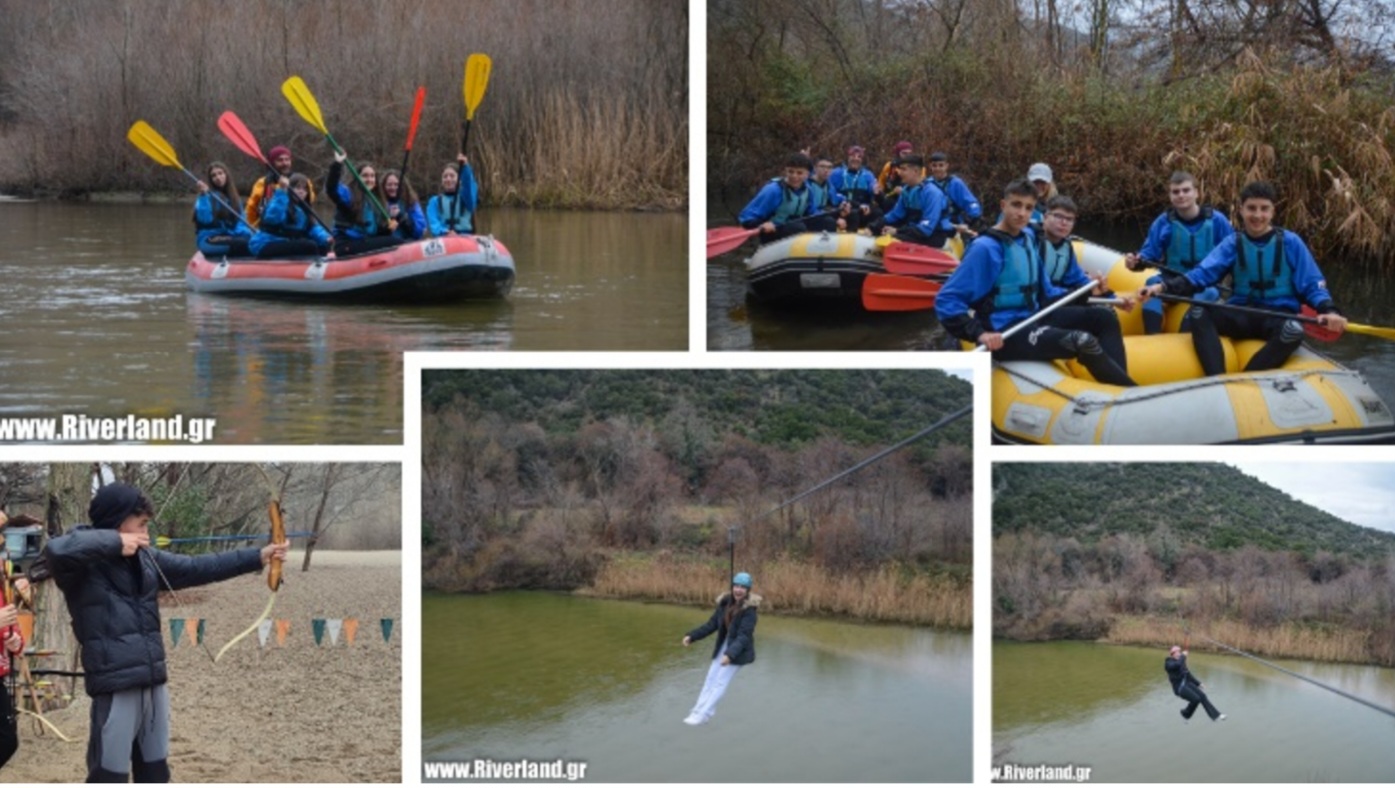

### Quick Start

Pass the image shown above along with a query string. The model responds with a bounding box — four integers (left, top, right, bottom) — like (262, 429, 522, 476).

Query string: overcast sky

(1229, 462, 1395, 535)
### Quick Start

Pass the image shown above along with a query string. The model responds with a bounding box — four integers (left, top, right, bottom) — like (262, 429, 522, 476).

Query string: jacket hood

(717, 592, 762, 608)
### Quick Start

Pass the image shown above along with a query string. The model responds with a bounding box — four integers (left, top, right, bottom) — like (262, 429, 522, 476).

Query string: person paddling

(244, 145, 314, 230)
(326, 151, 400, 256)
(380, 169, 425, 241)
(248, 174, 332, 258)
(829, 145, 878, 233)
(737, 153, 831, 244)
(926, 151, 983, 240)
(427, 154, 479, 237)
(1138, 180, 1348, 375)
(1124, 171, 1233, 334)
(193, 162, 252, 257)
(1166, 645, 1226, 723)
(874, 154, 952, 249)
(681, 572, 760, 726)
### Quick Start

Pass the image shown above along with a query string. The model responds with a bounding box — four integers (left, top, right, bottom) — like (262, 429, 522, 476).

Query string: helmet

(732, 572, 753, 588)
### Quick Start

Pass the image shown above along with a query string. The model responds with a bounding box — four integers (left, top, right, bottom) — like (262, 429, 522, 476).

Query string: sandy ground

(3, 550, 401, 783)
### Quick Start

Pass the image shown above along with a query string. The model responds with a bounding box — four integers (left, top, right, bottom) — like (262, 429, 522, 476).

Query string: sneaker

(682, 714, 702, 726)
(1217, 714, 1227, 721)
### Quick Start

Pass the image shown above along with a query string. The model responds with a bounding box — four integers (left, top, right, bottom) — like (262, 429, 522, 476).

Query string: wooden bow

(214, 466, 285, 662)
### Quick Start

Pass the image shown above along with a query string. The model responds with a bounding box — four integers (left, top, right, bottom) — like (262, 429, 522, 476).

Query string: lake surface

(0, 202, 687, 443)
(994, 640, 1395, 783)
(708, 218, 1395, 409)
(422, 591, 972, 783)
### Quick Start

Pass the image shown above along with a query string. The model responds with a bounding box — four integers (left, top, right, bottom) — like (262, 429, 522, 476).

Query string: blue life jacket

(262, 191, 313, 239)
(834, 168, 873, 204)
(770, 178, 809, 223)
(437, 192, 472, 233)
(1166, 207, 1217, 271)
(194, 193, 243, 233)
(897, 184, 927, 225)
(1232, 229, 1294, 304)
(808, 179, 834, 210)
(984, 228, 1040, 313)
(1039, 235, 1076, 287)
(333, 196, 383, 236)
(926, 177, 966, 226)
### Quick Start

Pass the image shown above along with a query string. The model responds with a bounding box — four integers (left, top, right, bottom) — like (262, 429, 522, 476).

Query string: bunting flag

(170, 618, 185, 647)
(256, 619, 274, 648)
(275, 619, 291, 647)
(344, 618, 359, 646)
(312, 618, 326, 646)
(196, 618, 206, 645)
(327, 619, 343, 646)
(380, 618, 394, 643)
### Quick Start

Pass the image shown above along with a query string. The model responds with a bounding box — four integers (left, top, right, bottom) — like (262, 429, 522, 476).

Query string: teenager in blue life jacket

(326, 151, 399, 256)
(737, 153, 833, 244)
(830, 145, 879, 233)
(1139, 180, 1348, 375)
(193, 162, 252, 257)
(874, 154, 953, 248)
(1038, 195, 1134, 312)
(681, 572, 760, 726)
(43, 483, 289, 782)
(249, 174, 332, 258)
(427, 155, 479, 236)
(1165, 645, 1226, 723)
(380, 170, 425, 240)
(1125, 172, 1233, 334)
(926, 151, 983, 239)
(936, 179, 1137, 386)
(806, 156, 847, 219)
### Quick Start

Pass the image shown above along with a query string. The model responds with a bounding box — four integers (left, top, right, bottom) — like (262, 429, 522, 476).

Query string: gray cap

(1027, 162, 1053, 184)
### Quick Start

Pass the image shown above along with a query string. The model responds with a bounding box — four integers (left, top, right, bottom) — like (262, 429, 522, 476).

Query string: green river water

(994, 640, 1395, 782)
(422, 591, 972, 782)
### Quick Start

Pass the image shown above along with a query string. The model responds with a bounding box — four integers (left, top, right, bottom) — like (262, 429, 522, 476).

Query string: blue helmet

(732, 572, 753, 588)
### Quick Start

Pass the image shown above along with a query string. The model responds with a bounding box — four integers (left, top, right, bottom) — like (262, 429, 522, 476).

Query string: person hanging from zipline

(680, 572, 760, 726)
(1165, 644, 1226, 723)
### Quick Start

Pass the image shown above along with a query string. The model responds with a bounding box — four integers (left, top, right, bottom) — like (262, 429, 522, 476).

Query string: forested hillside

(994, 463, 1395, 557)
(422, 370, 973, 626)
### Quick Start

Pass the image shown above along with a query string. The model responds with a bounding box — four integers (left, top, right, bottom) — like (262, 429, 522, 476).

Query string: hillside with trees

(422, 370, 973, 627)
(993, 463, 1395, 665)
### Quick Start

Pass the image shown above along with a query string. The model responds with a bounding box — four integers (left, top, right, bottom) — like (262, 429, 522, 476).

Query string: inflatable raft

(186, 235, 515, 302)
(744, 232, 964, 305)
(991, 238, 1395, 444)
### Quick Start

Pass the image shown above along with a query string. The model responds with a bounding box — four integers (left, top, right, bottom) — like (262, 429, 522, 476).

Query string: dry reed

(1106, 615, 1375, 666)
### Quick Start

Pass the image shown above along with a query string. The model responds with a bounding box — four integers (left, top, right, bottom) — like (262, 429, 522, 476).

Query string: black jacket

(686, 592, 761, 666)
(1164, 655, 1199, 694)
(44, 527, 263, 696)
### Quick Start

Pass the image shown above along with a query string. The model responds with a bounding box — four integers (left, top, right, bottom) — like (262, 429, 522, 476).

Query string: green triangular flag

(380, 617, 394, 643)
(170, 618, 185, 647)
(312, 618, 326, 646)
(196, 618, 206, 645)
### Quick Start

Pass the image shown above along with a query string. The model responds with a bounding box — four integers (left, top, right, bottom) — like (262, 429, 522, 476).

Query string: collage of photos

(2, 0, 1395, 785)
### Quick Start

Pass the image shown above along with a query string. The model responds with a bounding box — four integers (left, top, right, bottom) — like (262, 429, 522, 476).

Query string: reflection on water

(994, 641, 1395, 782)
(423, 592, 972, 783)
(0, 202, 687, 443)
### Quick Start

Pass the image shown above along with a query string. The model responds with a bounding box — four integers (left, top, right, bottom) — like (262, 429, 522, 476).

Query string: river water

(0, 202, 687, 443)
(994, 640, 1395, 783)
(707, 220, 1395, 409)
(422, 591, 972, 782)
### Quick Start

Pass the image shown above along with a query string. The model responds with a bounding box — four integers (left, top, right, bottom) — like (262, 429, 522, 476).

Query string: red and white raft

(185, 235, 515, 302)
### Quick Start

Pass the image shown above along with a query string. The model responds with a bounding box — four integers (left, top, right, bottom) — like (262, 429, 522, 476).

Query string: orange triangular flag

(275, 619, 291, 647)
(344, 618, 359, 646)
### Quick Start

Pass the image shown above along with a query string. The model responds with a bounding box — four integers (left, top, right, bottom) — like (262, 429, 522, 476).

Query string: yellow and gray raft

(992, 239, 1395, 444)
(743, 232, 965, 306)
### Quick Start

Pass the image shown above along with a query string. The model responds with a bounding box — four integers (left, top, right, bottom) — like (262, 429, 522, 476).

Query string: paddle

(215, 111, 333, 234)
(281, 76, 392, 224)
(126, 120, 243, 220)
(461, 53, 492, 157)
(706, 208, 843, 258)
(1153, 293, 1394, 340)
(975, 280, 1099, 351)
(1139, 257, 1341, 343)
(399, 85, 427, 178)
(880, 242, 958, 276)
(861, 273, 944, 312)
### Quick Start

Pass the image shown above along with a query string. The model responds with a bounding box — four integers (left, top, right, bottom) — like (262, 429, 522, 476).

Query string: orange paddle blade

(881, 242, 959, 277)
(862, 273, 944, 312)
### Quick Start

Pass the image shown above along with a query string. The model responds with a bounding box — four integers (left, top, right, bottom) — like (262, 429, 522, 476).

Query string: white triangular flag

(257, 619, 274, 648)
(327, 618, 342, 646)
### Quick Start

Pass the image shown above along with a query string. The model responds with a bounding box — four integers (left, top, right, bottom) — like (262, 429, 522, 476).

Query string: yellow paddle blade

(874, 234, 893, 249)
(127, 121, 180, 169)
(463, 53, 493, 119)
(155, 535, 171, 548)
(282, 76, 328, 135)
(1349, 322, 1395, 341)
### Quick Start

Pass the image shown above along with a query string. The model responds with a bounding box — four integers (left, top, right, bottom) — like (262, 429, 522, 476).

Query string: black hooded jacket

(686, 592, 761, 666)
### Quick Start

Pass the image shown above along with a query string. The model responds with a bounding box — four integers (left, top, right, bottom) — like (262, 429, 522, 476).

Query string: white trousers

(687, 654, 741, 722)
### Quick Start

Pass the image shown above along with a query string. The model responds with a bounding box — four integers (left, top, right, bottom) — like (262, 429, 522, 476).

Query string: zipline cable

(727, 401, 973, 580)
(1197, 633, 1395, 720)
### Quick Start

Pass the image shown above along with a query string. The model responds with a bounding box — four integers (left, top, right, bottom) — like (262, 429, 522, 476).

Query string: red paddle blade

(862, 273, 943, 312)
(217, 111, 267, 164)
(1301, 305, 1341, 342)
(707, 226, 759, 258)
(881, 242, 959, 276)
(405, 86, 426, 151)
